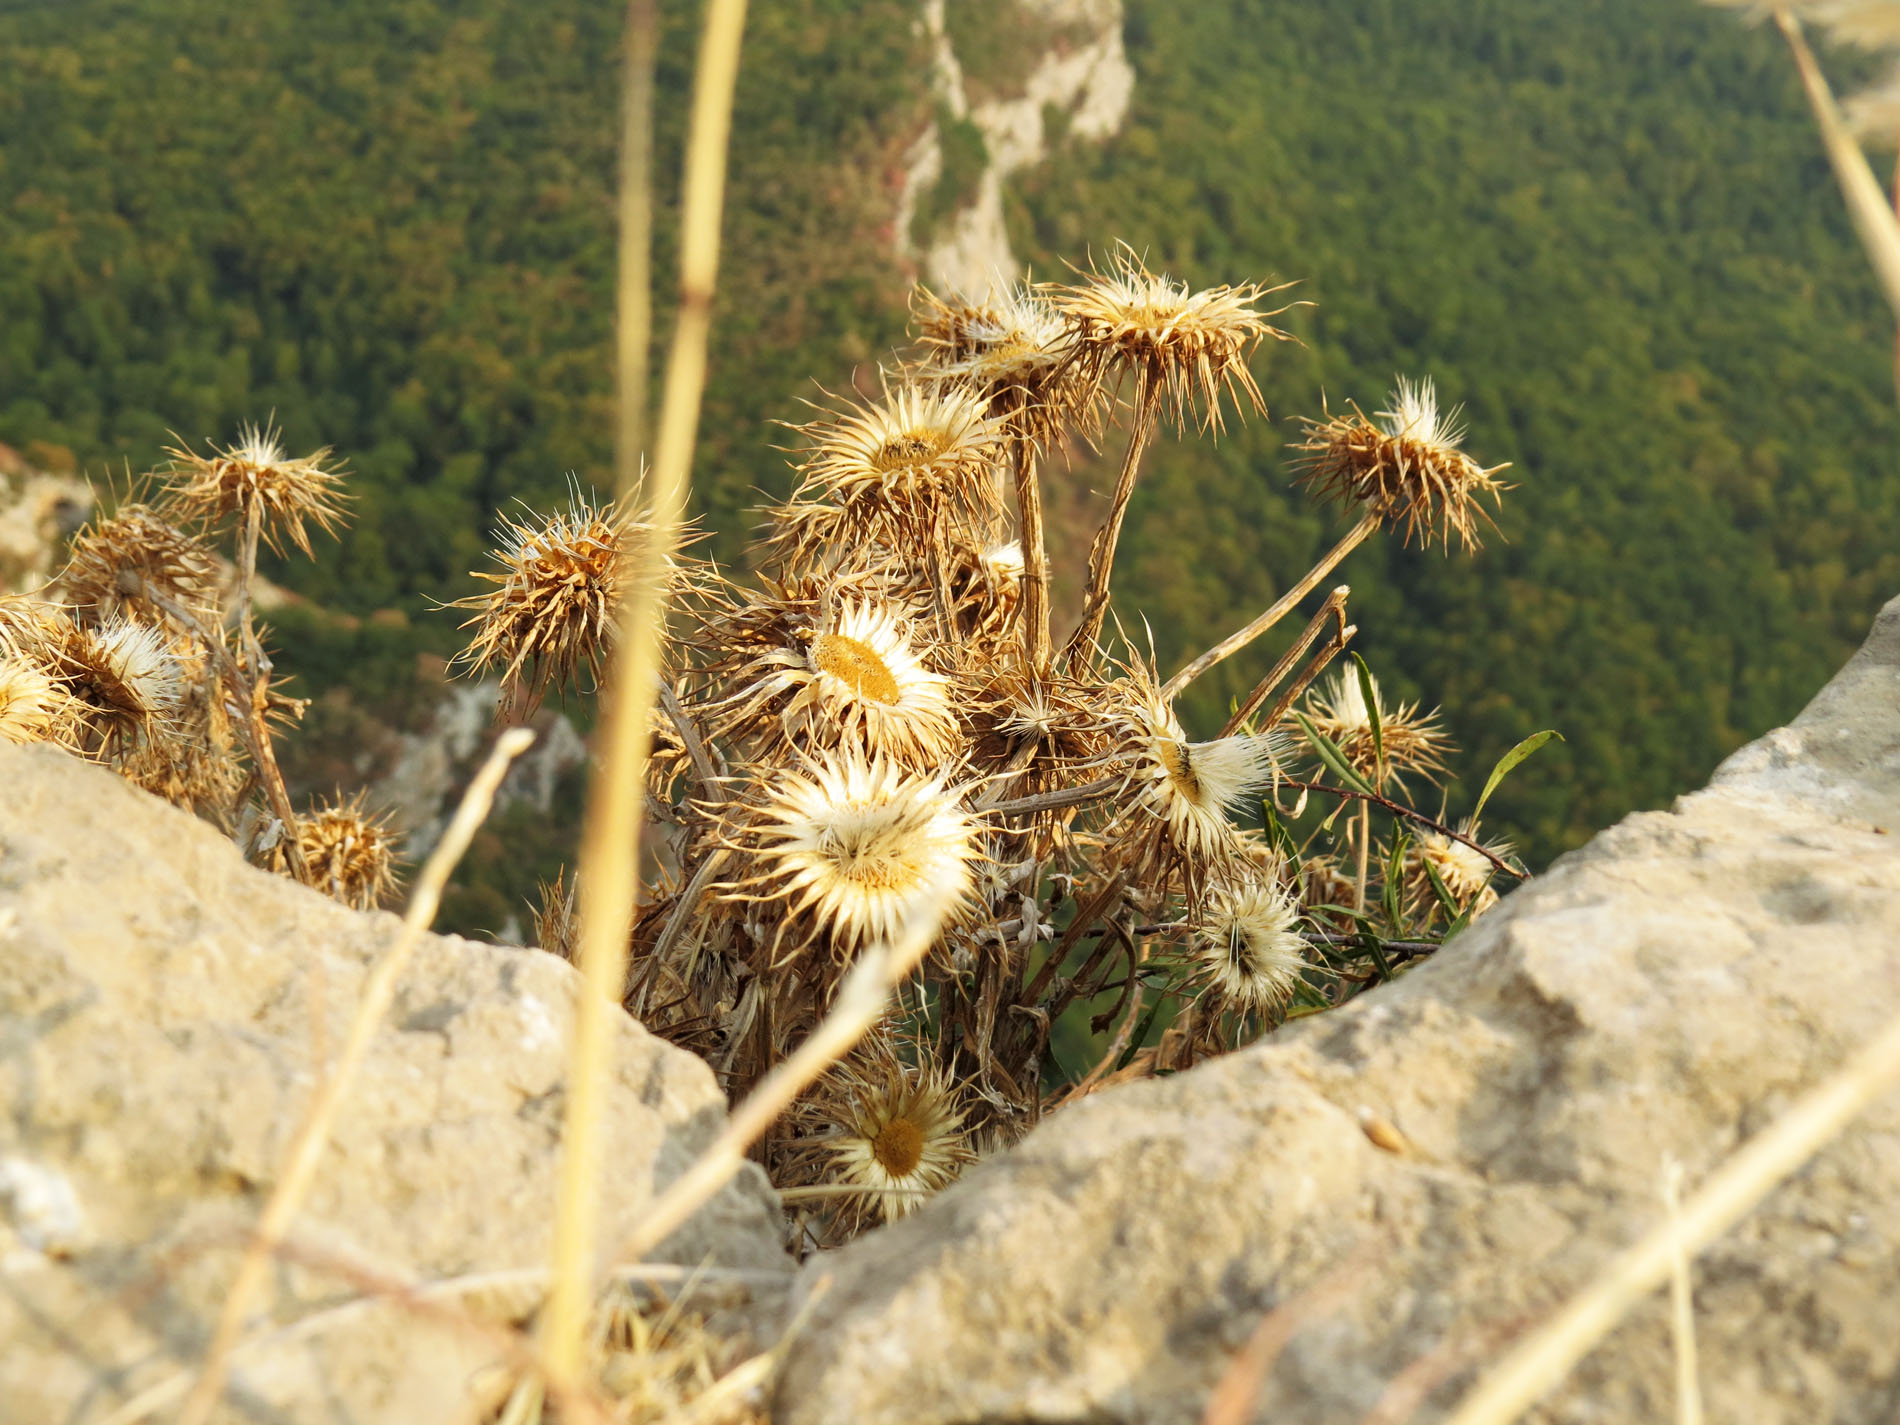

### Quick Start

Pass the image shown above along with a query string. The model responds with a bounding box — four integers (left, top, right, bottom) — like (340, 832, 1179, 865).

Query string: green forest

(4, 0, 1896, 926)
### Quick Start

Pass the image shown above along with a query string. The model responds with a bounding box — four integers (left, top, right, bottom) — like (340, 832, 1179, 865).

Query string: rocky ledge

(0, 744, 792, 1424)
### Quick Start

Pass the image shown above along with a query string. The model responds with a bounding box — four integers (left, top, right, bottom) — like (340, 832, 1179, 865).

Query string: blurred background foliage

(3, 0, 1896, 932)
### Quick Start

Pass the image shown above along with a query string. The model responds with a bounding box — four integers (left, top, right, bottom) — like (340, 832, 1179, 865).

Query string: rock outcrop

(0, 744, 792, 1424)
(897, 0, 1134, 294)
(774, 594, 1900, 1424)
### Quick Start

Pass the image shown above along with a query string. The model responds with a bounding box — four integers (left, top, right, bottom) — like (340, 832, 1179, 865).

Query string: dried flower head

(58, 617, 186, 753)
(451, 489, 672, 709)
(719, 749, 978, 963)
(62, 503, 221, 620)
(1051, 243, 1296, 432)
(290, 794, 403, 910)
(164, 422, 349, 555)
(1295, 377, 1510, 551)
(822, 1051, 972, 1224)
(1120, 687, 1288, 869)
(1195, 878, 1308, 1013)
(776, 383, 1010, 564)
(1405, 819, 1514, 924)
(0, 655, 73, 747)
(698, 583, 961, 771)
(115, 636, 245, 815)
(913, 281, 1090, 446)
(1303, 666, 1453, 792)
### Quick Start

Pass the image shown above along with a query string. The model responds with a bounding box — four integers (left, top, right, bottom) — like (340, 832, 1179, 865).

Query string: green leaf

(1422, 855, 1460, 920)
(1359, 929, 1393, 982)
(1260, 799, 1298, 862)
(1293, 710, 1376, 797)
(1472, 729, 1565, 823)
(1351, 652, 1384, 782)
(1381, 828, 1409, 932)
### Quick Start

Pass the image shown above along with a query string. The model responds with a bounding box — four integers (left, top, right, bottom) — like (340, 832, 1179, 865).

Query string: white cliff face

(897, 0, 1134, 298)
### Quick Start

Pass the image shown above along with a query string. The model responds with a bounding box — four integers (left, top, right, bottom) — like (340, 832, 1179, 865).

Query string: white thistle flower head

(1378, 376, 1465, 448)
(1129, 694, 1287, 863)
(797, 597, 959, 768)
(0, 656, 69, 747)
(66, 618, 187, 748)
(1196, 878, 1308, 1012)
(728, 750, 979, 962)
(825, 1055, 972, 1223)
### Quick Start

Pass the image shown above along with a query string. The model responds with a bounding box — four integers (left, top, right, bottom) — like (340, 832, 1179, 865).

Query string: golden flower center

(871, 1115, 925, 1177)
(820, 823, 917, 891)
(1157, 739, 1202, 803)
(811, 633, 901, 705)
(871, 432, 947, 472)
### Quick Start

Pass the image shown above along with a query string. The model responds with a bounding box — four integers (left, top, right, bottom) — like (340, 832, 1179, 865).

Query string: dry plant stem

(543, 0, 747, 1386)
(1254, 621, 1355, 735)
(135, 578, 310, 883)
(616, 909, 940, 1263)
(1012, 440, 1051, 670)
(1165, 512, 1378, 698)
(1353, 800, 1372, 912)
(1441, 1002, 1900, 1425)
(1284, 777, 1518, 878)
(629, 849, 730, 1017)
(659, 677, 722, 797)
(1217, 586, 1348, 737)
(1063, 394, 1157, 670)
(1663, 1161, 1702, 1425)
(173, 729, 536, 1425)
(986, 771, 1122, 817)
(1776, 11, 1900, 322)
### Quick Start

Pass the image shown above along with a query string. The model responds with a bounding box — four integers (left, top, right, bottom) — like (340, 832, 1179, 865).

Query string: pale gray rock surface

(0, 744, 792, 1424)
(775, 595, 1900, 1424)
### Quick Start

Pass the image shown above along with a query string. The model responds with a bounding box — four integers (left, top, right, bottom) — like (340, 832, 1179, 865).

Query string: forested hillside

(3, 0, 1895, 885)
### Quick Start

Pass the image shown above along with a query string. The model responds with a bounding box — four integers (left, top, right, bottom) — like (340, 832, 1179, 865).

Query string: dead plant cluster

(450, 245, 1530, 1253)
(0, 424, 402, 912)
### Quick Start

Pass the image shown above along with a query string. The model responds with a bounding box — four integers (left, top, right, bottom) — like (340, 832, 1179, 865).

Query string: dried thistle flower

(1294, 377, 1510, 551)
(0, 655, 74, 747)
(1051, 242, 1296, 432)
(1303, 666, 1454, 792)
(62, 502, 221, 621)
(1405, 819, 1514, 924)
(1117, 684, 1288, 871)
(57, 617, 186, 755)
(1194, 878, 1308, 1014)
(288, 793, 403, 910)
(696, 579, 963, 771)
(115, 636, 245, 817)
(718, 749, 978, 964)
(913, 281, 1090, 446)
(821, 1051, 972, 1225)
(774, 383, 1010, 566)
(164, 422, 349, 556)
(534, 867, 580, 960)
(451, 490, 674, 709)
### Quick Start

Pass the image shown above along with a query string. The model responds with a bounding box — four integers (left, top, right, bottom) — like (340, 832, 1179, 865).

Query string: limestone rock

(775, 594, 1900, 1424)
(0, 744, 792, 1424)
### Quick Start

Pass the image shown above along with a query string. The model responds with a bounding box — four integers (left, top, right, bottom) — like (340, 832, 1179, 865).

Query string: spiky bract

(1119, 687, 1287, 872)
(1051, 243, 1295, 432)
(913, 282, 1090, 446)
(1294, 377, 1509, 550)
(62, 503, 221, 620)
(0, 656, 72, 747)
(1303, 666, 1453, 792)
(719, 750, 978, 963)
(697, 583, 961, 771)
(1195, 878, 1308, 1013)
(1405, 819, 1514, 924)
(821, 1051, 972, 1225)
(57, 618, 186, 753)
(164, 423, 349, 556)
(293, 794, 403, 910)
(774, 383, 1010, 568)
(451, 491, 666, 708)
